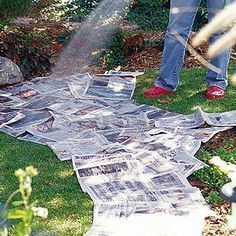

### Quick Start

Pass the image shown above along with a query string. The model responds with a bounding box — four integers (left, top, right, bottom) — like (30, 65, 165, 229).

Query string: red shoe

(143, 85, 175, 99)
(205, 86, 225, 100)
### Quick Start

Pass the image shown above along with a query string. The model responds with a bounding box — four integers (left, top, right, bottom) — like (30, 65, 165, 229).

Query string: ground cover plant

(0, 65, 236, 234)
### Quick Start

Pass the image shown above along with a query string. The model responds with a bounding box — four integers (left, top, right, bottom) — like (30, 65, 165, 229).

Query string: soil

(121, 31, 207, 72)
(202, 128, 236, 153)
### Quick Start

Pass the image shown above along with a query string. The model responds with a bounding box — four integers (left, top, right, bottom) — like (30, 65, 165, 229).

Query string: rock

(0, 57, 23, 86)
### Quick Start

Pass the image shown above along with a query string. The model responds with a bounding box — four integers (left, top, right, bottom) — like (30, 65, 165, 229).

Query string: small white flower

(33, 207, 48, 219)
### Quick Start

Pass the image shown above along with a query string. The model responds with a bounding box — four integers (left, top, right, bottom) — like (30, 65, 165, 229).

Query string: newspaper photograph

(134, 151, 175, 175)
(150, 172, 192, 190)
(26, 117, 82, 142)
(81, 75, 136, 100)
(75, 160, 141, 180)
(159, 148, 206, 177)
(7, 83, 40, 100)
(84, 86, 133, 101)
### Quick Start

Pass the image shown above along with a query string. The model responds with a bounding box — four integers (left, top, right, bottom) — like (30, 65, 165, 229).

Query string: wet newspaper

(0, 71, 233, 236)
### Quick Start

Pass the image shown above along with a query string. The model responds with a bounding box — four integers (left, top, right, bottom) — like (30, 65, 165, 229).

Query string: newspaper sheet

(7, 83, 40, 100)
(49, 133, 111, 160)
(204, 109, 236, 127)
(159, 148, 206, 177)
(103, 70, 144, 77)
(80, 75, 136, 100)
(18, 131, 55, 145)
(7, 109, 52, 131)
(176, 126, 232, 143)
(1, 72, 232, 236)
(155, 107, 205, 129)
(25, 93, 70, 110)
(150, 172, 192, 191)
(0, 111, 25, 128)
(0, 94, 28, 108)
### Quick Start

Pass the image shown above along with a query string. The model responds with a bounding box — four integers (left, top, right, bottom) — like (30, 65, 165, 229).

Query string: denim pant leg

(155, 0, 201, 92)
(206, 0, 232, 89)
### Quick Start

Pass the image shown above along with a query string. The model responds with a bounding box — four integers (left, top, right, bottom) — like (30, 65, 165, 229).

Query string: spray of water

(52, 0, 131, 76)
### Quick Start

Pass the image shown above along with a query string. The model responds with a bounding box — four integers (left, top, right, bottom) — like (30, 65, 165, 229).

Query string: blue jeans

(155, 0, 232, 91)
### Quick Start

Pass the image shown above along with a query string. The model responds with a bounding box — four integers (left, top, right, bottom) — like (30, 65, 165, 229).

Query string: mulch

(121, 31, 209, 72)
(202, 128, 236, 153)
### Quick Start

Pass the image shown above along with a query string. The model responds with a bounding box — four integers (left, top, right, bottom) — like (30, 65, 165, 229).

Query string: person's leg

(205, 0, 232, 91)
(144, 0, 201, 98)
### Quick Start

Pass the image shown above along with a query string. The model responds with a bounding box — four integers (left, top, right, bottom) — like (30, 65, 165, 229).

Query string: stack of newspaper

(0, 70, 236, 235)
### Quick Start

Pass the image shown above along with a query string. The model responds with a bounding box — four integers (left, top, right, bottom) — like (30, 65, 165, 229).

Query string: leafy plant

(0, 0, 35, 20)
(194, 140, 236, 192)
(206, 191, 223, 204)
(56, 30, 76, 45)
(100, 29, 128, 70)
(0, 166, 48, 236)
(61, 0, 102, 21)
(125, 0, 207, 32)
(195, 165, 229, 191)
(125, 0, 169, 32)
(0, 30, 52, 79)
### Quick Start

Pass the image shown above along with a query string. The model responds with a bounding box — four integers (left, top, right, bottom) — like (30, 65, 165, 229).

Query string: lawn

(0, 65, 236, 235)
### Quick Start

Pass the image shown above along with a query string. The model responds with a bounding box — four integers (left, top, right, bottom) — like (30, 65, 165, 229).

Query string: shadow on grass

(0, 132, 92, 235)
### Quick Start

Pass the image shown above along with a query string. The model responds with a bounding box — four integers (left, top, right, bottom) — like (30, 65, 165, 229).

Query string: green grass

(0, 134, 93, 235)
(0, 65, 236, 234)
(134, 65, 236, 114)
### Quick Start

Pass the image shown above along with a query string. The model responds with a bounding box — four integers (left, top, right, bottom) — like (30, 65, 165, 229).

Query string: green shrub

(0, 30, 52, 79)
(206, 191, 223, 204)
(125, 0, 169, 32)
(125, 0, 207, 32)
(0, 0, 35, 20)
(194, 142, 236, 191)
(61, 0, 101, 21)
(99, 29, 128, 70)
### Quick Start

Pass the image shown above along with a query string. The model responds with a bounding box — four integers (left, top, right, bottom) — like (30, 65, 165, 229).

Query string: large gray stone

(0, 56, 23, 86)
